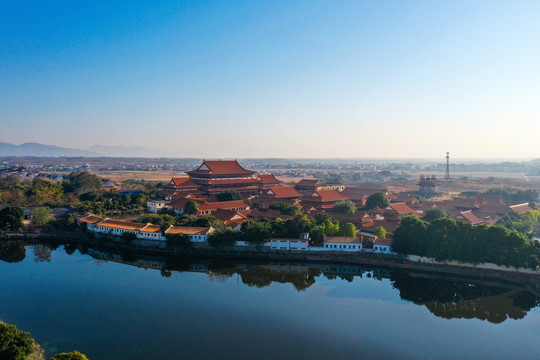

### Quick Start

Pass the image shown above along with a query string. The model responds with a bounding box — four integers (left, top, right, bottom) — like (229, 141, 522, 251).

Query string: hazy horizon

(2, 1, 540, 158)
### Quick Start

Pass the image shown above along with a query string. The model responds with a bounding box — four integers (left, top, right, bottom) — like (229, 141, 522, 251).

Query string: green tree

(65, 171, 103, 196)
(268, 202, 300, 216)
(309, 228, 325, 246)
(50, 350, 89, 360)
(365, 192, 389, 210)
(241, 220, 271, 245)
(374, 226, 386, 239)
(32, 207, 52, 227)
(183, 200, 199, 215)
(332, 200, 355, 215)
(165, 233, 191, 247)
(320, 219, 340, 236)
(0, 322, 33, 360)
(0, 206, 24, 230)
(423, 208, 450, 222)
(207, 228, 241, 248)
(217, 190, 243, 201)
(339, 222, 356, 237)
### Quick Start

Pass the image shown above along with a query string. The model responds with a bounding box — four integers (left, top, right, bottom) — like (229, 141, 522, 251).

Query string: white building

(164, 225, 214, 243)
(147, 200, 171, 213)
(77, 213, 104, 231)
(138, 224, 166, 240)
(373, 238, 395, 254)
(270, 233, 310, 251)
(323, 237, 363, 252)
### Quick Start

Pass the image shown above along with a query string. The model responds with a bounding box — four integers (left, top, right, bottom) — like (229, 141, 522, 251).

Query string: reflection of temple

(75, 244, 540, 322)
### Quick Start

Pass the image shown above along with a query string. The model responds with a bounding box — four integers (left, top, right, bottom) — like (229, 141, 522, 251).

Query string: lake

(1, 243, 539, 360)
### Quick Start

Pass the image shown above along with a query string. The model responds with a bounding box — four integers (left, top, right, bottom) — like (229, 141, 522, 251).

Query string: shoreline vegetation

(0, 321, 88, 360)
(3, 231, 539, 291)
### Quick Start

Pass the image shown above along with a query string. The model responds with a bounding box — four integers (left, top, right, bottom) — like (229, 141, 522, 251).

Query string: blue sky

(1, 1, 539, 158)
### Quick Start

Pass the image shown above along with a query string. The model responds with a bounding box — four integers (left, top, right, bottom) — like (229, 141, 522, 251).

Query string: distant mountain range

(0, 142, 176, 158)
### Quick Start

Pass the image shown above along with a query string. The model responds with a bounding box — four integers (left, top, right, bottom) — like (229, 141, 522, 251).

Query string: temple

(165, 160, 268, 198)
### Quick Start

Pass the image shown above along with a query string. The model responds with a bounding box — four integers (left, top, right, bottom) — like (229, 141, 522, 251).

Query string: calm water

(1, 243, 539, 360)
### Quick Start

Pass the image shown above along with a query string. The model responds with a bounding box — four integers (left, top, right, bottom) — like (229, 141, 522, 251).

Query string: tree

(339, 222, 356, 237)
(183, 200, 199, 215)
(32, 207, 52, 227)
(65, 171, 103, 195)
(217, 190, 243, 201)
(50, 351, 89, 360)
(0, 322, 33, 360)
(309, 228, 324, 246)
(374, 226, 386, 239)
(332, 200, 355, 215)
(0, 245, 26, 263)
(365, 192, 389, 210)
(0, 206, 24, 230)
(269, 202, 300, 216)
(207, 228, 241, 248)
(165, 233, 191, 247)
(423, 208, 450, 222)
(320, 219, 340, 236)
(241, 220, 271, 245)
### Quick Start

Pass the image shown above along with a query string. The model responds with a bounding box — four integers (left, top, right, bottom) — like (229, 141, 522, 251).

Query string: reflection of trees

(391, 272, 539, 323)
(64, 244, 77, 255)
(0, 245, 26, 263)
(33, 244, 53, 263)
(209, 265, 323, 291)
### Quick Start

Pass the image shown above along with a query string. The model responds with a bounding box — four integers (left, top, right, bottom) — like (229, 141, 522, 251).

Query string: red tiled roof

(211, 209, 249, 224)
(197, 200, 249, 212)
(296, 179, 323, 187)
(387, 202, 415, 214)
(169, 196, 207, 210)
(454, 211, 484, 225)
(310, 189, 349, 203)
(165, 226, 211, 235)
(325, 237, 362, 244)
(373, 238, 393, 247)
(205, 179, 258, 185)
(206, 186, 260, 192)
(170, 177, 198, 187)
(78, 213, 103, 224)
(509, 203, 537, 215)
(98, 219, 145, 231)
(267, 186, 302, 199)
(341, 187, 391, 200)
(258, 174, 282, 184)
(139, 224, 162, 233)
(187, 160, 255, 176)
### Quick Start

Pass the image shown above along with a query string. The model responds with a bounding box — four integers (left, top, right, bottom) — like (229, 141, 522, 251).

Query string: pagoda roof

(266, 186, 302, 199)
(304, 189, 349, 203)
(169, 177, 198, 187)
(187, 160, 255, 176)
(257, 174, 282, 184)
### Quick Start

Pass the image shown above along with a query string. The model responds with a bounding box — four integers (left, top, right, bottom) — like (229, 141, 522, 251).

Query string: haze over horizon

(2, 1, 540, 159)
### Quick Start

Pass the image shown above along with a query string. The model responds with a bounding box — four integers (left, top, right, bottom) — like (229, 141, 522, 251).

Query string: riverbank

(3, 230, 539, 292)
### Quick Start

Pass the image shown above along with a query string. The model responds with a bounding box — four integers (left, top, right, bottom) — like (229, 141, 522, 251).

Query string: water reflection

(0, 244, 26, 263)
(1, 242, 539, 324)
(390, 272, 539, 323)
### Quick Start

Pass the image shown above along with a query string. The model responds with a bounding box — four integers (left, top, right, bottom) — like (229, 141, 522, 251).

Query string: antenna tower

(445, 152, 450, 180)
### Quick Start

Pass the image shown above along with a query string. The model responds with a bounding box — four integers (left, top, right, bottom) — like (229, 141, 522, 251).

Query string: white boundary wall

(406, 255, 540, 275)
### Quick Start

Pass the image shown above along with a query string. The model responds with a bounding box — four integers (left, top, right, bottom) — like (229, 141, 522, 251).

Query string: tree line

(393, 216, 540, 269)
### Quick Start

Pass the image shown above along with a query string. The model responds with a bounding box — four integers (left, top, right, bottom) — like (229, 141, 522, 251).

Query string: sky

(1, 0, 540, 159)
